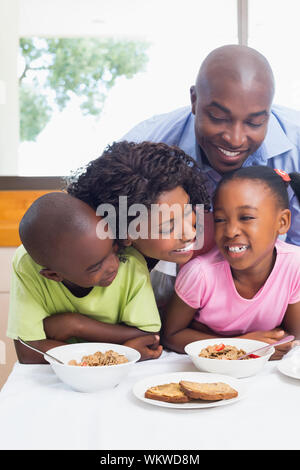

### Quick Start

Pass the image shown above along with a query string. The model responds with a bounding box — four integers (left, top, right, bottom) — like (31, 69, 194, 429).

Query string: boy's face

(131, 186, 198, 264)
(213, 179, 290, 274)
(41, 215, 120, 288)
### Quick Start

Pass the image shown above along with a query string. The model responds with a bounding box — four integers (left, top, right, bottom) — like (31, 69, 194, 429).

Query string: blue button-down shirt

(122, 104, 300, 246)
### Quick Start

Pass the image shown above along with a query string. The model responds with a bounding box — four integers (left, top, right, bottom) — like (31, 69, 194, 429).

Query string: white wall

(0, 0, 19, 175)
(0, 248, 18, 389)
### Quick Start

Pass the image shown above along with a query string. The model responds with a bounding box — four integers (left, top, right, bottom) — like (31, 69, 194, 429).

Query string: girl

(163, 166, 300, 359)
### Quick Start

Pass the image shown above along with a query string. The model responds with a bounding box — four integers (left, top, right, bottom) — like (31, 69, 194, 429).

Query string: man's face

(190, 77, 273, 174)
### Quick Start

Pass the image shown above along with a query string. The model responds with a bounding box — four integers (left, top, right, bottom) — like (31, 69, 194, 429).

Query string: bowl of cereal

(184, 338, 275, 378)
(44, 342, 141, 392)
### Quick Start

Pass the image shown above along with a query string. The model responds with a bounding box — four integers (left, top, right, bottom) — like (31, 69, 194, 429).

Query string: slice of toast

(179, 381, 238, 401)
(145, 382, 191, 403)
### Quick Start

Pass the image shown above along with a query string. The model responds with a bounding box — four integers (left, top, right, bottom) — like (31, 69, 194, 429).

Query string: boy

(7, 192, 162, 363)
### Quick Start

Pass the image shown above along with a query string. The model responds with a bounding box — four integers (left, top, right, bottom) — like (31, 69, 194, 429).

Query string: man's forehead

(199, 73, 273, 109)
(201, 67, 268, 91)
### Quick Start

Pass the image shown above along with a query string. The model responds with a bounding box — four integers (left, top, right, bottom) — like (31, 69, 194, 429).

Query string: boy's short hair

(19, 191, 96, 268)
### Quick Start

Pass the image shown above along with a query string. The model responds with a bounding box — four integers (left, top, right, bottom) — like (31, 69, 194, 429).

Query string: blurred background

(1, 0, 300, 387)
(1, 0, 300, 177)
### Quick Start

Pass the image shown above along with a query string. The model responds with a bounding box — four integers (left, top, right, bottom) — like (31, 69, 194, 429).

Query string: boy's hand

(123, 334, 163, 361)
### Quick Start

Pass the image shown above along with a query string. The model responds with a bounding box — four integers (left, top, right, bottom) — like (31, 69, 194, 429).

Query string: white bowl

(44, 342, 141, 392)
(184, 338, 274, 378)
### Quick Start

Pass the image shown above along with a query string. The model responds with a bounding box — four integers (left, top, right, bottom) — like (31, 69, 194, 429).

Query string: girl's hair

(66, 141, 210, 242)
(213, 165, 300, 209)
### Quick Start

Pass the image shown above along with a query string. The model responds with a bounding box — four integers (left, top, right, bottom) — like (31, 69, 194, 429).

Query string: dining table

(0, 349, 299, 451)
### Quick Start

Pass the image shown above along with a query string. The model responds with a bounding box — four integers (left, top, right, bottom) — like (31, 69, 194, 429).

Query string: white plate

(132, 371, 247, 409)
(277, 358, 300, 380)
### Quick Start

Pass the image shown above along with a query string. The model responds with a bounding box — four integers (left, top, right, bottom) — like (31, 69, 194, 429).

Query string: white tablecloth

(0, 351, 299, 450)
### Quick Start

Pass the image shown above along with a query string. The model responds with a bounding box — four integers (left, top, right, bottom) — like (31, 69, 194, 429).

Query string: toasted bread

(145, 382, 191, 403)
(179, 381, 238, 401)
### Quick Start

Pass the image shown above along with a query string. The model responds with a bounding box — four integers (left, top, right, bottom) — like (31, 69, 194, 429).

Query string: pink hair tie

(274, 169, 291, 182)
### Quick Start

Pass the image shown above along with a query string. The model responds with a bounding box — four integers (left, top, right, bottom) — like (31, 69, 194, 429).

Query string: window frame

(0, 176, 64, 190)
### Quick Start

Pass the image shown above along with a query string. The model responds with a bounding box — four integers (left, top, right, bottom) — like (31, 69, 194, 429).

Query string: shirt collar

(245, 111, 294, 164)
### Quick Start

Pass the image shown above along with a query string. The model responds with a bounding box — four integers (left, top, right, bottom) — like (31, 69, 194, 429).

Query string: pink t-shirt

(175, 240, 300, 336)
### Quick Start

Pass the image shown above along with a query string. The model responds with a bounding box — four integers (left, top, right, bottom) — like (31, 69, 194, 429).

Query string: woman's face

(131, 186, 198, 264)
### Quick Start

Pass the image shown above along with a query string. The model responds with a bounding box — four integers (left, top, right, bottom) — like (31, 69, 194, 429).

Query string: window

(248, 0, 300, 110)
(16, 0, 237, 176)
(4, 0, 299, 178)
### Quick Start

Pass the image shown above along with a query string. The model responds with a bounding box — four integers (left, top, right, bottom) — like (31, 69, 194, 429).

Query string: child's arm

(44, 313, 162, 361)
(240, 328, 293, 360)
(14, 338, 66, 364)
(16, 313, 162, 364)
(282, 301, 300, 339)
(43, 312, 154, 343)
(15, 316, 161, 366)
(162, 293, 219, 353)
(123, 334, 163, 360)
(239, 303, 300, 359)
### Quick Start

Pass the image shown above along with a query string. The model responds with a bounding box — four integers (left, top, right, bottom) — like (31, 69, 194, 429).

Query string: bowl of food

(184, 338, 275, 378)
(44, 342, 141, 392)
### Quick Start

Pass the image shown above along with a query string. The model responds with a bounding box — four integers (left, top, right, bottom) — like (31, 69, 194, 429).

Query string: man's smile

(214, 145, 249, 163)
(218, 146, 245, 157)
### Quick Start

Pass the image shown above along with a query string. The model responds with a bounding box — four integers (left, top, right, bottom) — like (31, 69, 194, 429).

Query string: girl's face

(131, 186, 197, 264)
(213, 179, 290, 274)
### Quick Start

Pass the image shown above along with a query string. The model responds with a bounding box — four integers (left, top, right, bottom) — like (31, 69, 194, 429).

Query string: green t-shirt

(7, 245, 161, 341)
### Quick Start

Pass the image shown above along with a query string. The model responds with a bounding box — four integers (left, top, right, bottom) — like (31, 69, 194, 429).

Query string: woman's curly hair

(66, 141, 210, 242)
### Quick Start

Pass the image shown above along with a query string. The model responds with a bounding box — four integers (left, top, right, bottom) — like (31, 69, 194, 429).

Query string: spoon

(18, 337, 64, 364)
(238, 335, 295, 360)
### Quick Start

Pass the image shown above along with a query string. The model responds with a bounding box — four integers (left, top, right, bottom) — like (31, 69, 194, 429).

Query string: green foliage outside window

(19, 37, 149, 141)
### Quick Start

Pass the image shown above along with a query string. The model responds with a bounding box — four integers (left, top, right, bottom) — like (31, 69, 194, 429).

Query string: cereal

(199, 344, 252, 360)
(68, 350, 128, 366)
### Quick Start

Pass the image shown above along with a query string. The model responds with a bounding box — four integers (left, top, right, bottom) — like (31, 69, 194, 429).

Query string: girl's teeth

(218, 147, 241, 157)
(228, 246, 247, 253)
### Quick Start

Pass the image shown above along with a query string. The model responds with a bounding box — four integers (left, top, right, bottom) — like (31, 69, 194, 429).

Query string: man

(122, 44, 300, 246)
